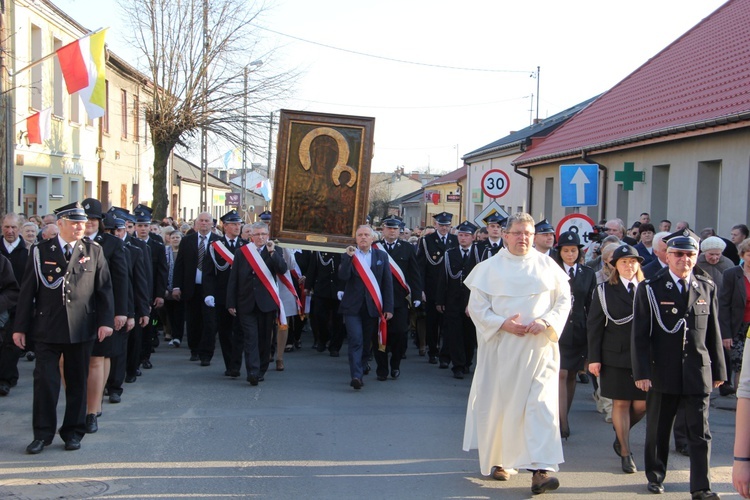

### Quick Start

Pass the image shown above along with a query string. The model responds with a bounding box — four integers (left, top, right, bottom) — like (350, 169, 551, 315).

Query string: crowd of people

(0, 203, 749, 498)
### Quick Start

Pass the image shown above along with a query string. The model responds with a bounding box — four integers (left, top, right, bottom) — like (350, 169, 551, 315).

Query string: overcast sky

(56, 0, 727, 173)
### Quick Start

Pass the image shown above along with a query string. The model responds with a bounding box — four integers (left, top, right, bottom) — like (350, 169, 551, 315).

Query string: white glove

(337, 291, 344, 301)
(413, 300, 421, 308)
(204, 295, 216, 308)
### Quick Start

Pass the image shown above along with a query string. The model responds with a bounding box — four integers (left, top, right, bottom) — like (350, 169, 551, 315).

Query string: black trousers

(164, 299, 185, 341)
(374, 306, 408, 375)
(126, 324, 142, 378)
(106, 329, 129, 396)
(231, 310, 275, 377)
(185, 285, 205, 355)
(310, 296, 344, 352)
(645, 390, 712, 493)
(0, 313, 21, 385)
(200, 306, 235, 370)
(440, 309, 476, 371)
(424, 299, 443, 358)
(33, 340, 94, 443)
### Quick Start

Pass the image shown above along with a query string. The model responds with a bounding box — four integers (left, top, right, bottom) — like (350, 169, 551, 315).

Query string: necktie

(628, 282, 635, 296)
(388, 243, 393, 252)
(441, 236, 446, 246)
(462, 249, 468, 265)
(679, 278, 689, 302)
(492, 242, 498, 249)
(568, 267, 575, 280)
(64, 243, 72, 262)
(228, 239, 235, 251)
(198, 235, 206, 269)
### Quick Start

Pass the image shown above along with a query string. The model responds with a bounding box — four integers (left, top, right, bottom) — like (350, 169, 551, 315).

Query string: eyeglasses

(252, 232, 269, 237)
(668, 250, 696, 258)
(505, 231, 535, 238)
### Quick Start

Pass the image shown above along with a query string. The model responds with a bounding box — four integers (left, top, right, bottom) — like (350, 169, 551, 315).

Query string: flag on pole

(27, 109, 52, 144)
(56, 29, 108, 119)
(223, 148, 241, 169)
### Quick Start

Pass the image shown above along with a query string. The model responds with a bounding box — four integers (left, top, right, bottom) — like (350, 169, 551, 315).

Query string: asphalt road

(0, 332, 742, 499)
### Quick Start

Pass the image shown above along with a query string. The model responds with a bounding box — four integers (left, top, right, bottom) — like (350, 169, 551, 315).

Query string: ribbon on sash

(211, 240, 234, 265)
(350, 253, 388, 352)
(239, 244, 286, 325)
(290, 269, 306, 313)
(278, 270, 304, 319)
(374, 242, 410, 294)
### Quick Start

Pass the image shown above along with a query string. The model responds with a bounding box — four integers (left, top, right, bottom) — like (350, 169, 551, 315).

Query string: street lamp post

(241, 60, 262, 219)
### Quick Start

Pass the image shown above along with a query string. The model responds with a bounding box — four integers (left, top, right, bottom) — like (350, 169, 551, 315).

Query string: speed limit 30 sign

(481, 169, 510, 199)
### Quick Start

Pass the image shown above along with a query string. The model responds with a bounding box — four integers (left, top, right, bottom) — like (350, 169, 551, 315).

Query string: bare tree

(119, 0, 294, 218)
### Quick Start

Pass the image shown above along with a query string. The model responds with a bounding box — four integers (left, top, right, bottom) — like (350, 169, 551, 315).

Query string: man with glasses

(632, 230, 725, 499)
(227, 222, 287, 386)
(463, 212, 571, 494)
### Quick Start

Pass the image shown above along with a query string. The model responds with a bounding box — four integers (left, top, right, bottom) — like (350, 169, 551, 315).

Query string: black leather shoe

(125, 375, 136, 383)
(720, 382, 736, 396)
(85, 413, 98, 434)
(136, 369, 142, 376)
(577, 372, 590, 384)
(258, 374, 265, 382)
(329, 350, 340, 357)
(109, 393, 121, 404)
(247, 375, 259, 386)
(621, 454, 636, 473)
(26, 439, 49, 454)
(677, 445, 689, 456)
(64, 438, 81, 451)
(439, 361, 449, 369)
(428, 356, 438, 364)
(350, 378, 362, 390)
(141, 359, 153, 369)
(453, 369, 464, 379)
(691, 490, 719, 500)
(0, 382, 10, 396)
(200, 360, 210, 367)
(189, 354, 199, 361)
(228, 370, 240, 378)
(363, 364, 371, 375)
(390, 369, 400, 379)
(647, 482, 664, 494)
(377, 375, 387, 381)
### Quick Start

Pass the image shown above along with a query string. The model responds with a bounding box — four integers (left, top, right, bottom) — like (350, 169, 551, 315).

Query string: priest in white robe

(463, 212, 571, 495)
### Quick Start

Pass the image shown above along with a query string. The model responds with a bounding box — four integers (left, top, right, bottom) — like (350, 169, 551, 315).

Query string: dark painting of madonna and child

(271, 110, 375, 251)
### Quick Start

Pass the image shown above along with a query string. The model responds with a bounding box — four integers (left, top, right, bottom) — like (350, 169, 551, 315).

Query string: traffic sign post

(556, 213, 598, 258)
(481, 169, 510, 199)
(474, 202, 509, 228)
(560, 164, 599, 207)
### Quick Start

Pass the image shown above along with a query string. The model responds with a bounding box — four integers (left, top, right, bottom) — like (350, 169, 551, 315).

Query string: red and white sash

(211, 240, 234, 265)
(278, 270, 304, 317)
(374, 242, 410, 294)
(290, 269, 306, 311)
(351, 252, 388, 352)
(239, 245, 286, 325)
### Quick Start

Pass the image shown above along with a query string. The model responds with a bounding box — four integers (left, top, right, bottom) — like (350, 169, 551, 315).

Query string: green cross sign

(614, 162, 645, 191)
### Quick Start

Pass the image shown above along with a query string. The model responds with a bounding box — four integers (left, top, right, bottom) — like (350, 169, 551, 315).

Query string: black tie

(628, 282, 635, 296)
(462, 249, 468, 265)
(492, 242, 498, 249)
(568, 267, 575, 280)
(679, 279, 689, 302)
(228, 239, 235, 251)
(441, 236, 446, 246)
(198, 235, 206, 268)
(64, 243, 72, 262)
(388, 243, 393, 252)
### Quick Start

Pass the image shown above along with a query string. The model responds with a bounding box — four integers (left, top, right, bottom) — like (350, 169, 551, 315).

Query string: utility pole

(0, 0, 11, 212)
(199, 0, 208, 212)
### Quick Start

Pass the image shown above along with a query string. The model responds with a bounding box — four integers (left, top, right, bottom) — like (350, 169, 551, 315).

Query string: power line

(253, 24, 532, 74)
(295, 95, 530, 110)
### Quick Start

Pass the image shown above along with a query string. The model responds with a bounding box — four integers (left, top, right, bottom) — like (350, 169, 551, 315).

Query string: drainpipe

(513, 140, 533, 214)
(581, 150, 607, 221)
(456, 180, 463, 221)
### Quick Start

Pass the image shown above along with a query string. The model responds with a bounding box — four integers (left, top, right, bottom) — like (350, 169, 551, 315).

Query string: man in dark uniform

(631, 230, 726, 499)
(417, 212, 458, 364)
(227, 221, 287, 385)
(304, 251, 345, 356)
(108, 207, 152, 384)
(104, 214, 150, 403)
(534, 218, 557, 259)
(0, 213, 28, 395)
(436, 221, 480, 378)
(374, 215, 423, 380)
(172, 211, 217, 364)
(81, 198, 129, 433)
(203, 209, 246, 375)
(133, 205, 168, 370)
(477, 213, 506, 261)
(13, 202, 114, 454)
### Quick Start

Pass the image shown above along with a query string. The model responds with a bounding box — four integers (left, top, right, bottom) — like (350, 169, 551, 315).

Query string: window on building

(133, 95, 139, 141)
(121, 183, 128, 207)
(51, 177, 63, 198)
(30, 25, 43, 110)
(121, 89, 128, 139)
(70, 179, 80, 200)
(101, 181, 110, 208)
(70, 92, 80, 124)
(53, 38, 64, 117)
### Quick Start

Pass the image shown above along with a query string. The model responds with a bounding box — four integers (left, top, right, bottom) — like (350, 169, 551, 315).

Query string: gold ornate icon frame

(271, 110, 375, 252)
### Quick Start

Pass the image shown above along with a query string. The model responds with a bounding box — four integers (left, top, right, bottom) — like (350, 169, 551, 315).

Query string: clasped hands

(502, 314, 547, 337)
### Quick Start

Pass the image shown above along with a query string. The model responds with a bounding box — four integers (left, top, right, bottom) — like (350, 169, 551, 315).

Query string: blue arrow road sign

(560, 164, 599, 207)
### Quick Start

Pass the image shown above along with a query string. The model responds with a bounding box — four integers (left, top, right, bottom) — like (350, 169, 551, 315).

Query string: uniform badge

(671, 308, 678, 314)
(47, 276, 54, 282)
(692, 281, 699, 289)
(55, 267, 61, 273)
(50, 245, 57, 252)
(696, 299, 707, 305)
(78, 244, 84, 251)
(665, 281, 673, 290)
